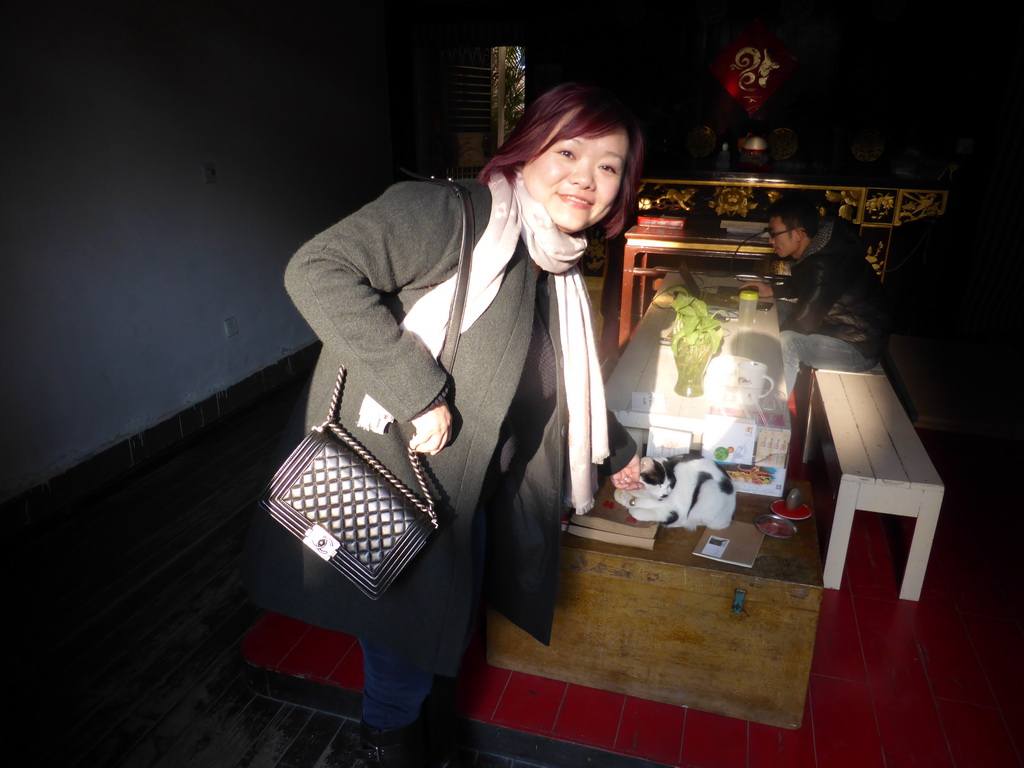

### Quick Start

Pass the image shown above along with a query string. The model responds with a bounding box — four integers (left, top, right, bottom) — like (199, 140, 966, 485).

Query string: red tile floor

(242, 413, 1024, 768)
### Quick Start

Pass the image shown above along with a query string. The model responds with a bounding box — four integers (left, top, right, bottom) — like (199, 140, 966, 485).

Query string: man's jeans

(780, 330, 876, 394)
(776, 300, 877, 393)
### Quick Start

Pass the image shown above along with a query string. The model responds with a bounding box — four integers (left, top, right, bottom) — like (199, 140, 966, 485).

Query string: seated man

(743, 193, 890, 394)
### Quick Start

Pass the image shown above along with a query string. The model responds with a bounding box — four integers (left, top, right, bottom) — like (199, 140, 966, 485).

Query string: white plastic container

(737, 289, 759, 327)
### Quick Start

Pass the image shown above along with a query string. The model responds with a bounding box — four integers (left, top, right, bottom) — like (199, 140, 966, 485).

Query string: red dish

(755, 513, 797, 538)
(771, 499, 812, 520)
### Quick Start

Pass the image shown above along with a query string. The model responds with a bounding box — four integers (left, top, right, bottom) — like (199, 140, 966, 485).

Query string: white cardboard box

(701, 413, 757, 464)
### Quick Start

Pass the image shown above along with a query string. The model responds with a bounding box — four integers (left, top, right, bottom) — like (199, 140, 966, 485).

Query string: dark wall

(520, 3, 1000, 180)
(0, 0, 393, 503)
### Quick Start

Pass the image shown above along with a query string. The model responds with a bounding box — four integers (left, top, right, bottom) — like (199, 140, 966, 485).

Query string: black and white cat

(613, 453, 736, 531)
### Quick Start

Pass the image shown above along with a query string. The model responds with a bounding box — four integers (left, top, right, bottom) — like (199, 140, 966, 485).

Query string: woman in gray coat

(243, 83, 646, 767)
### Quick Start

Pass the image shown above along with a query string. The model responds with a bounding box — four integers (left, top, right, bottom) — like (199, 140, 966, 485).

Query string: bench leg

(802, 373, 820, 464)
(898, 490, 944, 601)
(822, 480, 859, 590)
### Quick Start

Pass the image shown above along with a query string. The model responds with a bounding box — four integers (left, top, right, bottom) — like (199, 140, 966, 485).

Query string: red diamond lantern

(710, 19, 798, 115)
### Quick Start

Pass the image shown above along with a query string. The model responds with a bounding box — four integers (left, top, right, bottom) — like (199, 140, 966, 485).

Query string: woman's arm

(604, 411, 643, 490)
(285, 182, 476, 423)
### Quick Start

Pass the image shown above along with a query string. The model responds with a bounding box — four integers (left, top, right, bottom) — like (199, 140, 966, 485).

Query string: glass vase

(673, 338, 715, 397)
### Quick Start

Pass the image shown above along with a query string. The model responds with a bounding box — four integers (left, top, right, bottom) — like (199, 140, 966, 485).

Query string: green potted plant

(664, 286, 725, 397)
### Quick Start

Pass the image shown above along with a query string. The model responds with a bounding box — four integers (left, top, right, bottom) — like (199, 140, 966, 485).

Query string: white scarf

(358, 171, 609, 513)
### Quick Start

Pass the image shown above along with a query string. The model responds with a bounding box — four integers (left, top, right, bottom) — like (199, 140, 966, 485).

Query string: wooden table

(487, 288, 820, 728)
(487, 478, 823, 729)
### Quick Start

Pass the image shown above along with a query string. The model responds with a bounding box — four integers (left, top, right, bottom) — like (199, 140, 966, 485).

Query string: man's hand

(409, 400, 452, 455)
(739, 281, 774, 298)
(610, 454, 644, 491)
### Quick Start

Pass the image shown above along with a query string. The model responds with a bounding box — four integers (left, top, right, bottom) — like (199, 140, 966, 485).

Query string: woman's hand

(610, 454, 644, 491)
(409, 400, 452, 455)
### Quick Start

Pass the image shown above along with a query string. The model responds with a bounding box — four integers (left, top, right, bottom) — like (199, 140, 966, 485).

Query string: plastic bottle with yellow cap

(737, 289, 759, 327)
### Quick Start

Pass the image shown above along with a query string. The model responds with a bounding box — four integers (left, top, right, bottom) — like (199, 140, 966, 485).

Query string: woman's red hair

(478, 83, 645, 238)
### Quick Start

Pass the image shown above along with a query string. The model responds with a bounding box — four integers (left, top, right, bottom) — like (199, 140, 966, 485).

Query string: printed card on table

(693, 521, 764, 568)
(645, 427, 694, 459)
(630, 391, 666, 414)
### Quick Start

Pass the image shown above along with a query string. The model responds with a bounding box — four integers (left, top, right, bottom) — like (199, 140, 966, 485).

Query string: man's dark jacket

(775, 216, 890, 359)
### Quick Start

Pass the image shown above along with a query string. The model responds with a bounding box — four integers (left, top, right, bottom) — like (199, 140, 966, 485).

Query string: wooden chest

(486, 480, 822, 729)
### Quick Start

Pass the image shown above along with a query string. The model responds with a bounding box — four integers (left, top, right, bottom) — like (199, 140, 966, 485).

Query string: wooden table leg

(618, 244, 641, 354)
(802, 371, 820, 464)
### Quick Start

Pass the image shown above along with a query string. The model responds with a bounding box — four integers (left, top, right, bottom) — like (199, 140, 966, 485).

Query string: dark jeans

(360, 506, 487, 729)
(775, 300, 876, 394)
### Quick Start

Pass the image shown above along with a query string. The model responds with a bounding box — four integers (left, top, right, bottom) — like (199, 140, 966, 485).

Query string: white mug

(737, 360, 775, 401)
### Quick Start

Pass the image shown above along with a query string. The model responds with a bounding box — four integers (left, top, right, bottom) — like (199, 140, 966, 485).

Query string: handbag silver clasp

(302, 524, 341, 560)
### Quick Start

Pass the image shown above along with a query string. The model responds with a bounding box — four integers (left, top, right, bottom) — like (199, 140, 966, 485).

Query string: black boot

(358, 718, 425, 768)
(423, 675, 463, 768)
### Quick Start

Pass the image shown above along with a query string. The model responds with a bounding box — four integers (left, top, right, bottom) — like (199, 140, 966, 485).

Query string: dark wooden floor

(2, 379, 563, 768)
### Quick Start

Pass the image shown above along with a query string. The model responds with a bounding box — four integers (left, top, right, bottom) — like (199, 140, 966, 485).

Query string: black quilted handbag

(260, 180, 474, 599)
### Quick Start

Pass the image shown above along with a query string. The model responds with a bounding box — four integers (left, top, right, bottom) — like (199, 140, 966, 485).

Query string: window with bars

(439, 46, 525, 179)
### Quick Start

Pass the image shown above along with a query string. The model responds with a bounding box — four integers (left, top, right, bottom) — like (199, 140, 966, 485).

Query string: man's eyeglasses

(767, 228, 795, 240)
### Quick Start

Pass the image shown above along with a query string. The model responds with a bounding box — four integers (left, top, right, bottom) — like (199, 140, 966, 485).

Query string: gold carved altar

(594, 173, 949, 357)
(637, 175, 948, 277)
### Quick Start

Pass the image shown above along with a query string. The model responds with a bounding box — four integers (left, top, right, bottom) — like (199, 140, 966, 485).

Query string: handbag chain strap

(316, 180, 475, 529)
(319, 369, 437, 526)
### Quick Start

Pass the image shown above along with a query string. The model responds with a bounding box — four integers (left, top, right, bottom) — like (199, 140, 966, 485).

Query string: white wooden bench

(802, 369, 944, 601)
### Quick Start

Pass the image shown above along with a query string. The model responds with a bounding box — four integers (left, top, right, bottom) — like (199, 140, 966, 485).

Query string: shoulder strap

(397, 169, 475, 373)
(399, 169, 475, 373)
(439, 182, 474, 373)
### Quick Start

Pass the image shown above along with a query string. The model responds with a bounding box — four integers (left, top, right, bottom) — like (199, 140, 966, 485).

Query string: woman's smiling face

(521, 130, 629, 234)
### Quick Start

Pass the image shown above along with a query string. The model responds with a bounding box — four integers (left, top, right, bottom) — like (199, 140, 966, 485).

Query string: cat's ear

(640, 456, 666, 486)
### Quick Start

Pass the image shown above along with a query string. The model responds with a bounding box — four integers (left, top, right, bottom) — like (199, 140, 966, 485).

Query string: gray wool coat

(242, 179, 635, 676)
